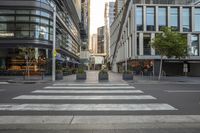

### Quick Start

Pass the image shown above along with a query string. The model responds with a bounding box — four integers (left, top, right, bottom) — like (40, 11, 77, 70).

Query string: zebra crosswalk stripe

(0, 103, 177, 111)
(13, 95, 156, 100)
(32, 90, 144, 94)
(44, 86, 135, 89)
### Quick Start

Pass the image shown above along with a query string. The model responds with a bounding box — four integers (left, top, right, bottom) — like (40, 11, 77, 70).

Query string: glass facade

(0, 9, 53, 41)
(143, 34, 151, 55)
(158, 7, 167, 31)
(190, 35, 199, 56)
(170, 7, 179, 31)
(195, 8, 200, 32)
(146, 7, 155, 31)
(136, 7, 143, 31)
(183, 8, 191, 32)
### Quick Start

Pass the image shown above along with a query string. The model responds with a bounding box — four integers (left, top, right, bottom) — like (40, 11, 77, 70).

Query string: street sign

(53, 50, 57, 57)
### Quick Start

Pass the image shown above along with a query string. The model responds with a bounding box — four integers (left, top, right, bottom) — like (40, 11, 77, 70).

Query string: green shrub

(77, 68, 85, 74)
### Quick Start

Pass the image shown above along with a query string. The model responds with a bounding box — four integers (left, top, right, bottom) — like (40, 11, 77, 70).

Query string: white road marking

(53, 83, 129, 86)
(0, 82, 9, 85)
(0, 104, 177, 111)
(0, 116, 73, 124)
(1, 115, 200, 124)
(44, 86, 135, 89)
(32, 90, 144, 94)
(166, 90, 200, 93)
(13, 95, 155, 100)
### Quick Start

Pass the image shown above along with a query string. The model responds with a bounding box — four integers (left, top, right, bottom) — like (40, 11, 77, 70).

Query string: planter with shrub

(122, 71, 133, 80)
(76, 68, 86, 80)
(56, 70, 63, 80)
(63, 68, 72, 76)
(98, 69, 109, 81)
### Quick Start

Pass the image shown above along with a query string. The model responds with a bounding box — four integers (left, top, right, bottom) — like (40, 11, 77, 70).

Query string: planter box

(123, 73, 133, 80)
(76, 72, 86, 80)
(56, 72, 63, 80)
(99, 73, 109, 81)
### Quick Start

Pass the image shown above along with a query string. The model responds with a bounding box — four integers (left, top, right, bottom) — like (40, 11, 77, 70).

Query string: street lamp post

(47, 1, 56, 81)
(52, 6, 56, 82)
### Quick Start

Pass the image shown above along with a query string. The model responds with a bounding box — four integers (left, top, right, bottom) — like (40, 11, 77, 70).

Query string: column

(139, 33, 144, 55)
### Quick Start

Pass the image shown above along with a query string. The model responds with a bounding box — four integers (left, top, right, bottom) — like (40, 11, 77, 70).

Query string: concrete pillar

(180, 7, 183, 32)
(167, 6, 171, 27)
(192, 7, 195, 32)
(155, 6, 159, 32)
(151, 33, 155, 55)
(143, 6, 146, 32)
(139, 33, 143, 55)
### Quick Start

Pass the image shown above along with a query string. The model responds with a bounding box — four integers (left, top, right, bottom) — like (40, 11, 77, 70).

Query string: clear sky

(90, 0, 115, 35)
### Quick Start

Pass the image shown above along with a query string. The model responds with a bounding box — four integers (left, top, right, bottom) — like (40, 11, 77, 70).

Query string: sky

(90, 0, 115, 35)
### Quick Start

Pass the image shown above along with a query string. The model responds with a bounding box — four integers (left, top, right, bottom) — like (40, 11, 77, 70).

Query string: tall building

(0, 0, 81, 74)
(114, 0, 125, 17)
(91, 34, 97, 54)
(97, 26, 105, 54)
(109, 2, 115, 26)
(110, 0, 200, 76)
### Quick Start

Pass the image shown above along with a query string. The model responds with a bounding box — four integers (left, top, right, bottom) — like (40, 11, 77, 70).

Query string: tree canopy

(151, 27, 188, 59)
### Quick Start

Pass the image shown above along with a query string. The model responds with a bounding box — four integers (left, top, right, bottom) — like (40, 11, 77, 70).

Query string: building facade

(110, 0, 200, 76)
(0, 0, 81, 74)
(91, 34, 97, 54)
(97, 26, 105, 54)
(109, 2, 115, 26)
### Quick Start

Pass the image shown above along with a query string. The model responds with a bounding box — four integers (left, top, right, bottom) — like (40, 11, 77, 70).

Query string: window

(16, 24, 29, 31)
(0, 16, 15, 22)
(137, 33, 140, 55)
(30, 16, 40, 23)
(158, 7, 167, 31)
(30, 24, 40, 31)
(170, 7, 179, 31)
(136, 7, 143, 31)
(31, 10, 40, 15)
(41, 11, 50, 18)
(0, 23, 15, 31)
(190, 35, 199, 56)
(16, 31, 29, 38)
(143, 34, 151, 55)
(146, 7, 155, 31)
(195, 8, 200, 32)
(183, 8, 191, 32)
(16, 16, 29, 22)
(16, 10, 30, 14)
(0, 10, 15, 14)
(41, 18, 49, 25)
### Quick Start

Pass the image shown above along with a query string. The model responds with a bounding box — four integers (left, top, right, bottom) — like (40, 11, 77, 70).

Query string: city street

(0, 71, 200, 132)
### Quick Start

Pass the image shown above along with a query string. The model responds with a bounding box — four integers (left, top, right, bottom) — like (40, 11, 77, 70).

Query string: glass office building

(110, 1, 200, 76)
(0, 0, 81, 74)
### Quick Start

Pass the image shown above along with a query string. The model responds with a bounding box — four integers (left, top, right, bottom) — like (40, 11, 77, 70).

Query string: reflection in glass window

(136, 7, 143, 31)
(190, 35, 199, 56)
(30, 24, 39, 31)
(146, 7, 155, 31)
(16, 16, 29, 22)
(0, 23, 15, 31)
(16, 31, 29, 38)
(16, 10, 30, 14)
(183, 8, 191, 32)
(16, 24, 29, 31)
(158, 7, 167, 31)
(30, 31, 39, 39)
(170, 7, 179, 31)
(195, 8, 200, 32)
(143, 33, 151, 55)
(41, 18, 49, 25)
(31, 10, 40, 15)
(39, 26, 49, 40)
(41, 11, 50, 18)
(0, 16, 15, 22)
(0, 10, 15, 14)
(30, 16, 40, 23)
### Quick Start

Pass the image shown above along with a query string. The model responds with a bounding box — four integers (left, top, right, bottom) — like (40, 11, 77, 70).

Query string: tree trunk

(158, 56, 163, 80)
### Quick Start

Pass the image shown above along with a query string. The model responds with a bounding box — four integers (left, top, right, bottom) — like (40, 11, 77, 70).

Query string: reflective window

(158, 7, 167, 31)
(170, 7, 179, 31)
(16, 10, 30, 14)
(183, 8, 191, 32)
(0, 10, 15, 14)
(146, 7, 155, 31)
(136, 7, 143, 31)
(16, 31, 29, 38)
(16, 24, 29, 31)
(30, 16, 40, 23)
(143, 33, 151, 55)
(195, 8, 200, 32)
(41, 18, 49, 25)
(0, 16, 15, 22)
(41, 11, 50, 18)
(16, 16, 29, 22)
(0, 23, 15, 31)
(30, 24, 40, 31)
(31, 10, 41, 15)
(190, 35, 199, 56)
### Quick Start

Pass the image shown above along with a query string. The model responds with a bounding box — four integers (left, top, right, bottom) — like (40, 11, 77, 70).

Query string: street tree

(151, 27, 187, 80)
(19, 48, 36, 79)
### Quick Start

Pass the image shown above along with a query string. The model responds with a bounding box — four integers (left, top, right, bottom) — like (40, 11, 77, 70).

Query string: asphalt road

(0, 81, 200, 133)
